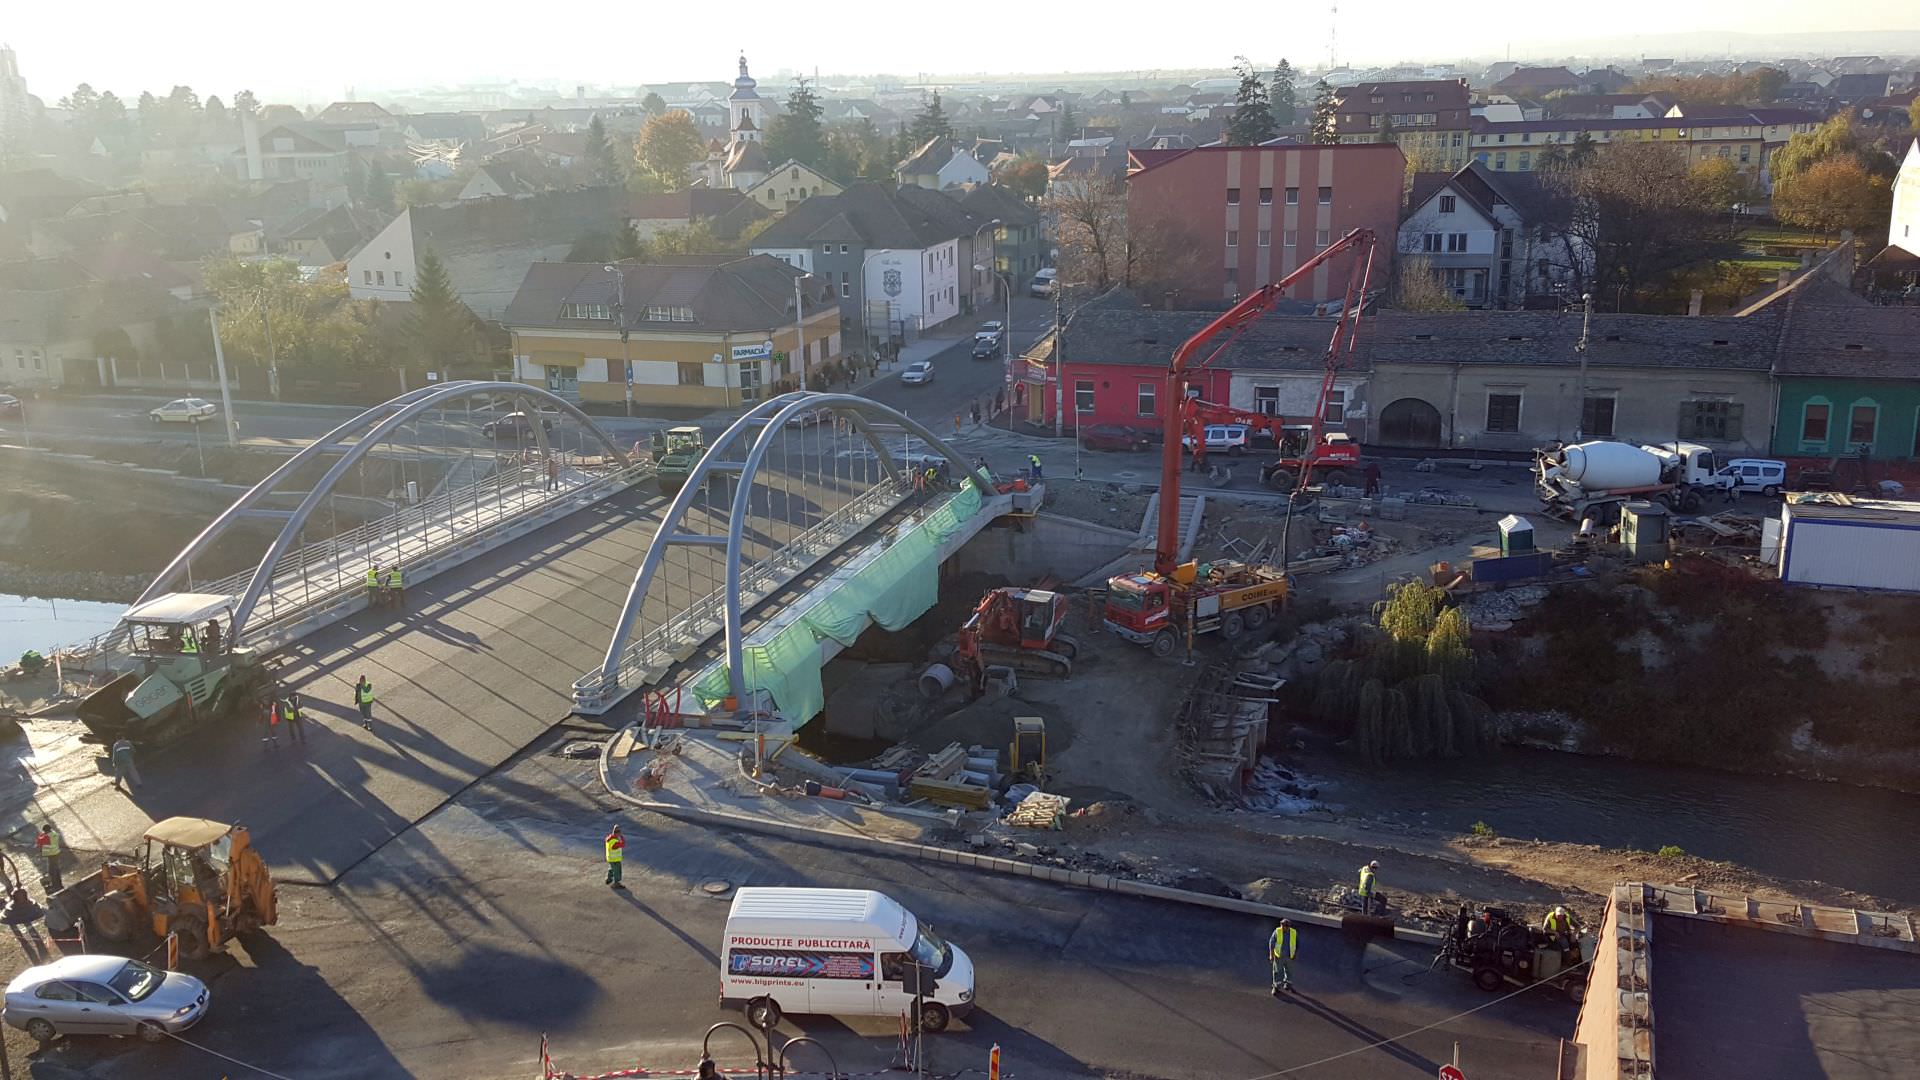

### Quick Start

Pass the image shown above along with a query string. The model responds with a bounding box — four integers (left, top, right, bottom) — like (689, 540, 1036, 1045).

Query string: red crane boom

(1152, 228, 1378, 575)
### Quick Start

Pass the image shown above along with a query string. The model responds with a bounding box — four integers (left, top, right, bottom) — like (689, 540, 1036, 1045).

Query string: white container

(1781, 498, 1920, 593)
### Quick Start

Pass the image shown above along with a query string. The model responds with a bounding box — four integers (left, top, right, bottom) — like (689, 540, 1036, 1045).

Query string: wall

(1371, 362, 1774, 453)
(511, 312, 843, 408)
(1772, 377, 1920, 459)
(1227, 373, 1370, 441)
(1889, 141, 1920, 256)
(946, 512, 1137, 584)
(346, 210, 418, 302)
(1126, 145, 1407, 302)
(1570, 889, 1622, 1079)
(1050, 361, 1233, 430)
(862, 244, 960, 333)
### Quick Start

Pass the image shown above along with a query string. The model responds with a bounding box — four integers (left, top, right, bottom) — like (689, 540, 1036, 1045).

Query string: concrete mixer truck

(1534, 440, 1733, 522)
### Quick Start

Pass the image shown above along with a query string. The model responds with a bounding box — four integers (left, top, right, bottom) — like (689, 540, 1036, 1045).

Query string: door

(23, 982, 95, 1034)
(1378, 398, 1444, 448)
(803, 950, 880, 1016)
(545, 365, 578, 399)
(875, 951, 922, 1020)
(70, 983, 133, 1035)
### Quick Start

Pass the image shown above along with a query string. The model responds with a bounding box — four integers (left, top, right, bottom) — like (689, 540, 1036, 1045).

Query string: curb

(598, 724, 1441, 944)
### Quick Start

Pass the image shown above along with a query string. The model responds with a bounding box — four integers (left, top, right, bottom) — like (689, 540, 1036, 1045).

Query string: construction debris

(907, 742, 994, 809)
(1178, 665, 1280, 799)
(1004, 791, 1071, 829)
(1411, 487, 1478, 508)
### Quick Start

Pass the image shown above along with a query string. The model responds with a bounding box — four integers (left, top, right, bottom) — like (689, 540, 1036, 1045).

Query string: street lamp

(604, 265, 632, 417)
(792, 270, 812, 386)
(974, 264, 1013, 428)
(857, 248, 891, 367)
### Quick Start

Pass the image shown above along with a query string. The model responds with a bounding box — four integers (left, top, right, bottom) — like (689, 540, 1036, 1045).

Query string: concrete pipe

(918, 663, 957, 699)
(959, 769, 992, 786)
(966, 756, 998, 772)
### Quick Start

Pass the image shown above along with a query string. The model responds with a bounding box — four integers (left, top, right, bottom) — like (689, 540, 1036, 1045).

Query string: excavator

(1104, 229, 1379, 657)
(951, 587, 1079, 692)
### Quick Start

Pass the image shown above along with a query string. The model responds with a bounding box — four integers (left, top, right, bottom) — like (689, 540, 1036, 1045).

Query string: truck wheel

(1244, 604, 1270, 631)
(1222, 611, 1246, 639)
(1472, 967, 1505, 992)
(1680, 489, 1702, 513)
(1151, 630, 1176, 658)
(171, 913, 211, 961)
(1323, 468, 1352, 487)
(1565, 979, 1587, 1004)
(1264, 468, 1297, 492)
(745, 996, 782, 1030)
(1228, 444, 1244, 457)
(91, 890, 137, 942)
(915, 1001, 951, 1033)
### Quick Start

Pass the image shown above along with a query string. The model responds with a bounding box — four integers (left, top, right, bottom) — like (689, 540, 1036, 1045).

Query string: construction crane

(1102, 228, 1378, 657)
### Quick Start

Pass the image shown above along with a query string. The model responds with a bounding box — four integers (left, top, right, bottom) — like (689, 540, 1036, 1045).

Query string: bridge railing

(572, 474, 908, 713)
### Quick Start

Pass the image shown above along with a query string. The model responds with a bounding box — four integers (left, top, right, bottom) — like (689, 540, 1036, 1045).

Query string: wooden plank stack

(908, 742, 992, 809)
(1004, 791, 1070, 829)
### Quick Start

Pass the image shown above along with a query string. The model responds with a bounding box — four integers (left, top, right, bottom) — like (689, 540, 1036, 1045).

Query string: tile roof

(503, 254, 816, 333)
(896, 135, 955, 176)
(0, 280, 191, 344)
(629, 188, 751, 221)
(944, 183, 1038, 227)
(748, 182, 984, 250)
(1775, 279, 1920, 378)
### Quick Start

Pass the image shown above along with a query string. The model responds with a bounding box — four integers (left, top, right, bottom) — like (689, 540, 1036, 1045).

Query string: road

(857, 296, 1054, 435)
(59, 739, 1572, 1080)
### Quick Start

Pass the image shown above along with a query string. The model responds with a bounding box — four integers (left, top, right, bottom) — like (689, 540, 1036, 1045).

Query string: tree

(613, 221, 648, 262)
(1546, 141, 1739, 311)
(1630, 68, 1788, 107)
(1377, 113, 1398, 145)
(1394, 255, 1465, 311)
(1772, 112, 1897, 194)
(1126, 210, 1213, 303)
(642, 92, 668, 117)
(363, 160, 395, 213)
(204, 95, 228, 127)
(1057, 97, 1078, 140)
(632, 110, 704, 191)
(1775, 158, 1893, 233)
(1309, 80, 1337, 144)
(765, 78, 827, 168)
(583, 115, 624, 185)
(1311, 581, 1491, 764)
(1051, 176, 1127, 292)
(1224, 58, 1276, 146)
(1269, 59, 1297, 126)
(1911, 97, 1920, 134)
(1690, 156, 1756, 210)
(58, 83, 100, 116)
(909, 92, 952, 146)
(204, 257, 380, 370)
(995, 154, 1049, 199)
(406, 250, 478, 368)
(232, 90, 258, 118)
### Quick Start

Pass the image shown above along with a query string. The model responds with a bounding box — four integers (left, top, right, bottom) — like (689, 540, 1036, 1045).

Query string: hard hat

(1368, 860, 1380, 868)
(1554, 906, 1567, 916)
(1279, 918, 1292, 927)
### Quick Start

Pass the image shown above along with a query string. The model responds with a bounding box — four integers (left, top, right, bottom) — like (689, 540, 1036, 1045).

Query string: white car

(150, 398, 218, 424)
(900, 361, 935, 385)
(4, 955, 210, 1046)
(1180, 423, 1252, 455)
(1030, 268, 1058, 298)
(974, 321, 1004, 344)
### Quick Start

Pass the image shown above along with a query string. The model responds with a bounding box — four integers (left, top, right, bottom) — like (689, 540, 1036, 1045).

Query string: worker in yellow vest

(1542, 905, 1578, 953)
(354, 675, 375, 731)
(366, 564, 383, 607)
(604, 825, 626, 889)
(35, 823, 62, 891)
(1269, 919, 1297, 995)
(1357, 860, 1382, 915)
(386, 566, 404, 608)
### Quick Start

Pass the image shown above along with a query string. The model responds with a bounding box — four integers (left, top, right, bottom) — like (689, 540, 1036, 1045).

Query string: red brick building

(1125, 143, 1407, 303)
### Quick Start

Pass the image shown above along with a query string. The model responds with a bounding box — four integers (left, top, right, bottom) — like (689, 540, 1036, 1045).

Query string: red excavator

(1104, 229, 1379, 656)
(952, 587, 1079, 690)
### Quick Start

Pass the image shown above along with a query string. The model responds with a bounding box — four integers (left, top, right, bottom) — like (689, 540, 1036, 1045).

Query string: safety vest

(1357, 866, 1376, 897)
(605, 834, 624, 863)
(284, 700, 302, 722)
(1028, 454, 1041, 468)
(1269, 926, 1297, 960)
(39, 829, 61, 858)
(387, 568, 403, 587)
(1544, 911, 1572, 935)
(180, 632, 198, 654)
(356, 683, 374, 705)
(367, 568, 381, 588)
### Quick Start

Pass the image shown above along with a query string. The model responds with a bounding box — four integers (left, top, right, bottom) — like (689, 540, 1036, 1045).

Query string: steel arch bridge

(131, 380, 636, 646)
(576, 390, 994, 714)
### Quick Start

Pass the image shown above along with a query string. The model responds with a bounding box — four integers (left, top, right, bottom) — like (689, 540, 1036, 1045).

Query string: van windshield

(909, 925, 953, 977)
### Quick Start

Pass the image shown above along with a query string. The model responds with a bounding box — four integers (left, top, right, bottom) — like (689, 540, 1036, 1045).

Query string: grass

(1656, 845, 1687, 859)
(1728, 254, 1803, 273)
(1470, 820, 1496, 838)
(1737, 225, 1839, 248)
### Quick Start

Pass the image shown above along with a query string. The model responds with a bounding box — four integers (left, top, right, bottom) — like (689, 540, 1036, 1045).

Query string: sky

(5, 0, 1914, 103)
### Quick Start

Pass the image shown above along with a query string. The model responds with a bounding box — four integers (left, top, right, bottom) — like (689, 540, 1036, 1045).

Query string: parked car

(1179, 423, 1252, 455)
(1029, 268, 1057, 298)
(0, 393, 21, 419)
(900, 361, 935, 385)
(149, 398, 217, 424)
(970, 337, 1001, 360)
(1717, 458, 1787, 497)
(3, 955, 210, 1046)
(481, 411, 555, 440)
(974, 321, 1004, 345)
(1081, 425, 1154, 452)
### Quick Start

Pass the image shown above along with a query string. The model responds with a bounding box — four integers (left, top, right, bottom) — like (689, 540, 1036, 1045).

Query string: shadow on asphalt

(414, 941, 603, 1027)
(1285, 991, 1443, 1074)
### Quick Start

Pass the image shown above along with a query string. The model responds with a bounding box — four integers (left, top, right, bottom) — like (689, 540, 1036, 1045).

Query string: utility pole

(1052, 287, 1065, 437)
(209, 306, 240, 447)
(259, 294, 281, 402)
(1572, 290, 1593, 442)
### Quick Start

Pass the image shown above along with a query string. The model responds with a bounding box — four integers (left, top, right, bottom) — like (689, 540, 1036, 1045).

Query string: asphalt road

(57, 741, 1573, 1080)
(860, 297, 1055, 431)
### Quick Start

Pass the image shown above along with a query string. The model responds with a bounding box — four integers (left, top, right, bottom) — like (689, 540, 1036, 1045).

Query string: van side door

(875, 950, 923, 1020)
(802, 951, 881, 1017)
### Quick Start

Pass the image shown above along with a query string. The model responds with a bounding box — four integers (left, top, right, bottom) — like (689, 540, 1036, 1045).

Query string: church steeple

(727, 53, 765, 147)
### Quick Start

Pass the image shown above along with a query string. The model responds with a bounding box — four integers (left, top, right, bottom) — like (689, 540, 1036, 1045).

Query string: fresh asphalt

(59, 741, 1572, 1080)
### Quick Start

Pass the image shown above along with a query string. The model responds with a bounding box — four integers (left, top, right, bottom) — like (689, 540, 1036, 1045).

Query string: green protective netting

(694, 481, 985, 722)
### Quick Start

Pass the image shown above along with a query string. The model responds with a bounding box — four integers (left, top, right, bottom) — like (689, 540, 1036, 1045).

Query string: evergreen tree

(641, 92, 668, 117)
(1310, 80, 1337, 144)
(1057, 98, 1077, 140)
(1377, 113, 1398, 145)
(584, 115, 624, 185)
(1269, 60, 1297, 126)
(363, 160, 395, 213)
(909, 92, 952, 146)
(232, 89, 259, 117)
(765, 78, 827, 168)
(204, 95, 228, 127)
(1224, 58, 1276, 146)
(407, 250, 473, 368)
(613, 222, 648, 262)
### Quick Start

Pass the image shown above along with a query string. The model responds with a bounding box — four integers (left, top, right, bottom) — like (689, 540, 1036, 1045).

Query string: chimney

(1687, 289, 1704, 316)
(242, 112, 264, 182)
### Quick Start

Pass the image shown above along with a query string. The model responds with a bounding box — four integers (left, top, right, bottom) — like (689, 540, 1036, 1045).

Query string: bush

(1470, 820, 1496, 838)
(1656, 845, 1686, 860)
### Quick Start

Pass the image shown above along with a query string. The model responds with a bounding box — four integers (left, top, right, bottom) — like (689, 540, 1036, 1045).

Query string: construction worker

(1028, 453, 1042, 480)
(924, 465, 940, 493)
(109, 737, 141, 791)
(386, 565, 405, 608)
(1542, 906, 1578, 953)
(35, 823, 62, 891)
(261, 696, 281, 749)
(604, 824, 626, 889)
(366, 564, 383, 607)
(180, 627, 198, 654)
(1268, 918, 1297, 995)
(203, 619, 222, 656)
(282, 692, 307, 745)
(354, 675, 376, 731)
(1357, 860, 1382, 915)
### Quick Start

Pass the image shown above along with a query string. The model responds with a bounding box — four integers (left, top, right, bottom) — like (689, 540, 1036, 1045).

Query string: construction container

(1779, 495, 1920, 592)
(1497, 514, 1536, 556)
(1620, 501, 1669, 563)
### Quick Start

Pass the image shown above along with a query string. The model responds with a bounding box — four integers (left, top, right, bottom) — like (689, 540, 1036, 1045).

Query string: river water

(0, 592, 125, 664)
(1298, 747, 1920, 901)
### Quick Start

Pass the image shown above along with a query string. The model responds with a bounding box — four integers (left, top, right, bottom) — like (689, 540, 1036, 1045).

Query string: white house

(1398, 162, 1590, 308)
(1890, 138, 1920, 258)
(745, 160, 843, 212)
(895, 136, 991, 190)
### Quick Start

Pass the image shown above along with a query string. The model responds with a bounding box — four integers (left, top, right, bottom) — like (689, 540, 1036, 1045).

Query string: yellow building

(1469, 116, 1765, 179)
(503, 255, 841, 410)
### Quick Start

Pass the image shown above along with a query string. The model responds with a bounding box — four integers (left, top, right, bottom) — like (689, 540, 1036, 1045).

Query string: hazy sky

(6, 0, 1914, 103)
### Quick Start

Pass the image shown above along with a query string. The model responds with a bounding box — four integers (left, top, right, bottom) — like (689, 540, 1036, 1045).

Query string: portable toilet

(1497, 514, 1536, 556)
(1620, 500, 1670, 562)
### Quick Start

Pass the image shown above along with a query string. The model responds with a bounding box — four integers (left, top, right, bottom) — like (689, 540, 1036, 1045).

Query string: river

(0, 592, 125, 664)
(1298, 747, 1920, 901)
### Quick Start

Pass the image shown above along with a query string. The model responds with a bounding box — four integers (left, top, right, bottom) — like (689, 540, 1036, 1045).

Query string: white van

(1718, 458, 1787, 497)
(1029, 268, 1057, 297)
(720, 888, 975, 1033)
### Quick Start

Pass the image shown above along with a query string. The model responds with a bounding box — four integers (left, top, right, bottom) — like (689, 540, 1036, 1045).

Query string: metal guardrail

(64, 457, 653, 672)
(572, 477, 908, 711)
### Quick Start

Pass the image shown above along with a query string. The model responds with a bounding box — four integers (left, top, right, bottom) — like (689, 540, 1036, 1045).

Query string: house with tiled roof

(314, 101, 398, 129)
(1764, 276, 1920, 461)
(0, 278, 194, 389)
(1399, 161, 1588, 308)
(895, 136, 989, 190)
(228, 124, 352, 191)
(1493, 67, 1582, 98)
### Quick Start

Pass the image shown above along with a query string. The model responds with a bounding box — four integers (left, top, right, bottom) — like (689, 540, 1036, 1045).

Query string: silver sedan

(3, 955, 209, 1046)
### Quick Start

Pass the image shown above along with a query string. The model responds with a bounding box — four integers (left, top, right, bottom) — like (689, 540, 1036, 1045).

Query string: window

(1317, 186, 1332, 205)
(393, 272, 403, 288)
(1739, 145, 1751, 163)
(1074, 379, 1094, 413)
(1285, 186, 1299, 205)
(1438, 195, 1456, 214)
(1255, 385, 1279, 415)
(839, 244, 850, 254)
(1848, 402, 1879, 447)
(29, 349, 41, 371)
(823, 243, 832, 254)
(1283, 229, 1297, 247)
(737, 360, 761, 402)
(363, 270, 373, 285)
(1259, 187, 1273, 205)
(1315, 228, 1330, 248)
(1226, 230, 1238, 248)
(1452, 131, 1463, 147)
(1494, 152, 1508, 170)
(1486, 392, 1522, 433)
(1800, 401, 1830, 446)
(1581, 396, 1616, 438)
(1136, 382, 1157, 417)
(1226, 187, 1240, 206)
(375, 270, 385, 285)
(1497, 133, 1508, 143)
(1422, 233, 1442, 253)
(561, 302, 611, 319)
(1447, 233, 1468, 252)
(841, 279, 851, 298)
(1258, 229, 1271, 247)
(1323, 388, 1347, 423)
(1518, 151, 1531, 170)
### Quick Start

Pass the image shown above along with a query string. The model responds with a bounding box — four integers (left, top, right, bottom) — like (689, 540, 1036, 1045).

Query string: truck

(76, 593, 273, 746)
(44, 817, 278, 961)
(1105, 561, 1290, 657)
(649, 425, 708, 495)
(1534, 440, 1732, 522)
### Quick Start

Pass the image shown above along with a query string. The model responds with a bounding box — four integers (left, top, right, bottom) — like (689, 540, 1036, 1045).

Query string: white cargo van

(1717, 458, 1787, 497)
(720, 888, 975, 1032)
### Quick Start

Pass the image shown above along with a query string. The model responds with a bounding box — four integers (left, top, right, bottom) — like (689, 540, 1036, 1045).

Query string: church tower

(728, 54, 764, 147)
